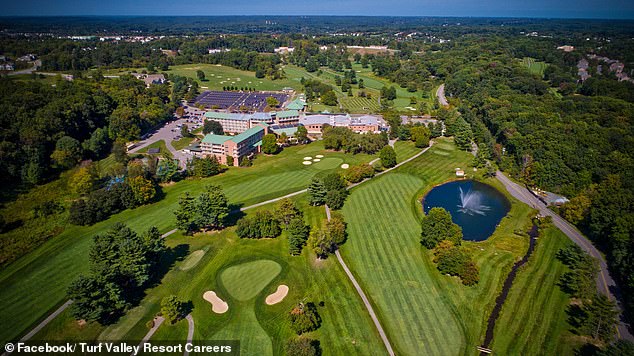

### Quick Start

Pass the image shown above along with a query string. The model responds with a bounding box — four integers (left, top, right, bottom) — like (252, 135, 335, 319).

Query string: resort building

(204, 110, 301, 133)
(200, 124, 268, 166)
(299, 114, 385, 137)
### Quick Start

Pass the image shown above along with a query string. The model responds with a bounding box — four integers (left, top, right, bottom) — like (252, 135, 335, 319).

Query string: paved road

(6, 60, 41, 76)
(436, 84, 449, 107)
(496, 171, 633, 341)
(326, 205, 395, 356)
(129, 118, 191, 168)
(184, 314, 194, 356)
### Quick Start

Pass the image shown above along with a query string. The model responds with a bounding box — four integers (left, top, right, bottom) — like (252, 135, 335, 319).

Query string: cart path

(184, 314, 194, 356)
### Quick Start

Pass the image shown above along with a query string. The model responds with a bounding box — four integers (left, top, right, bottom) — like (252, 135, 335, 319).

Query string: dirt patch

(265, 285, 289, 305)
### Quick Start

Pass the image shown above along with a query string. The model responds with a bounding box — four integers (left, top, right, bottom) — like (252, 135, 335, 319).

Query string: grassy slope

(0, 141, 375, 344)
(340, 138, 536, 355)
(393, 140, 419, 163)
(491, 226, 580, 355)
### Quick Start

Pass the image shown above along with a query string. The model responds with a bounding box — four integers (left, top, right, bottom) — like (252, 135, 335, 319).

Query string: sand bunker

(341, 164, 350, 169)
(303, 161, 312, 165)
(265, 285, 289, 305)
(303, 157, 312, 160)
(313, 158, 321, 162)
(315, 155, 324, 158)
(203, 291, 229, 314)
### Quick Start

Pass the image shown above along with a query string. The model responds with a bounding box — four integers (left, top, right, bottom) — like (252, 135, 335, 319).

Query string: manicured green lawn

(0, 141, 375, 344)
(340, 138, 536, 355)
(220, 260, 282, 301)
(492, 226, 580, 355)
(136, 140, 172, 158)
(171, 136, 196, 151)
(393, 140, 420, 163)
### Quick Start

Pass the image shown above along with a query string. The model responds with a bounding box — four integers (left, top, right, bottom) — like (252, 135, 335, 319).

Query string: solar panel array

(194, 91, 289, 111)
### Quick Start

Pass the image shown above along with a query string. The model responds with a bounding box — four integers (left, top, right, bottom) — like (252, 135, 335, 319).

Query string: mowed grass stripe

(342, 172, 463, 355)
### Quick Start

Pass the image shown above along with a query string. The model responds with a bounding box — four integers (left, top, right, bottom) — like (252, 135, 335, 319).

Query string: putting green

(220, 260, 282, 301)
(179, 250, 205, 271)
(312, 157, 343, 170)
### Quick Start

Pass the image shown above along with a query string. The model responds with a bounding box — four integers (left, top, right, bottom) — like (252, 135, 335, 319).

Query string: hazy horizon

(2, 0, 634, 20)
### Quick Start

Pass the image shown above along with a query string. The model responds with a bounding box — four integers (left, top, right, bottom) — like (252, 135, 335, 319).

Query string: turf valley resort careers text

(8, 341, 234, 354)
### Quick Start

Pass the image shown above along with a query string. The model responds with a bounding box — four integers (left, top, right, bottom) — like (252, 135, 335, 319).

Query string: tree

(51, 136, 82, 169)
(275, 199, 302, 228)
(195, 185, 229, 231)
(326, 212, 347, 247)
(420, 207, 463, 248)
(70, 167, 96, 196)
(321, 90, 338, 106)
(236, 211, 281, 239)
(288, 218, 310, 255)
(180, 124, 191, 138)
(379, 146, 397, 168)
(307, 177, 327, 206)
(285, 337, 321, 356)
(453, 117, 473, 150)
(175, 106, 185, 118)
(203, 120, 225, 135)
(161, 295, 185, 324)
(561, 194, 592, 225)
(289, 302, 321, 334)
(262, 134, 279, 154)
(156, 158, 180, 183)
(266, 96, 280, 108)
(410, 125, 431, 148)
(83, 127, 111, 159)
(175, 192, 197, 235)
(325, 189, 347, 210)
(582, 294, 619, 341)
(67, 275, 127, 324)
(127, 176, 156, 205)
(296, 125, 309, 144)
(196, 70, 205, 81)
(191, 156, 222, 177)
(67, 223, 165, 324)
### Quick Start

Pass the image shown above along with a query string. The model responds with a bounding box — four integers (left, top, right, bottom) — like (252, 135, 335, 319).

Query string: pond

(422, 180, 511, 241)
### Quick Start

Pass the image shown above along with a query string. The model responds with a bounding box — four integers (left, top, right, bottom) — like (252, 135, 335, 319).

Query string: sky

(2, 0, 634, 19)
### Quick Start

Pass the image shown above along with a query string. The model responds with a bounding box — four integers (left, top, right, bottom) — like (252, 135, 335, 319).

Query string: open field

(491, 226, 581, 355)
(521, 57, 548, 77)
(0, 141, 376, 344)
(339, 138, 560, 355)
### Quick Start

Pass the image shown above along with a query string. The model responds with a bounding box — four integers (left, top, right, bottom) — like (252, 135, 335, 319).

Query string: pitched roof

(286, 99, 306, 110)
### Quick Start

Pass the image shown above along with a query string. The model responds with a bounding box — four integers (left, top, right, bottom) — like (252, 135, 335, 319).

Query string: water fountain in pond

(457, 186, 491, 216)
